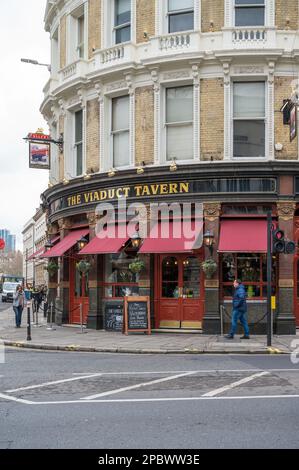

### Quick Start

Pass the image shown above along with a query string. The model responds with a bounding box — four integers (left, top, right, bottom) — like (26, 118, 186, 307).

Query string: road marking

(0, 393, 34, 405)
(73, 368, 299, 376)
(6, 373, 103, 393)
(2, 394, 299, 405)
(202, 371, 270, 397)
(81, 371, 198, 400)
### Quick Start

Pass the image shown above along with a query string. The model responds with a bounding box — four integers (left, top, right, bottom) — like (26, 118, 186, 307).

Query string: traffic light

(272, 229, 296, 254)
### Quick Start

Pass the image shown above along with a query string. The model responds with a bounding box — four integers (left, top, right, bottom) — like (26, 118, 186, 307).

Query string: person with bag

(12, 285, 26, 328)
(225, 279, 250, 340)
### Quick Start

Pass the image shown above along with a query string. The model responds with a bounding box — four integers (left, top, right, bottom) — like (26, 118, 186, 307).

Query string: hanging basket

(76, 260, 91, 275)
(44, 261, 59, 276)
(201, 258, 217, 279)
(129, 259, 145, 274)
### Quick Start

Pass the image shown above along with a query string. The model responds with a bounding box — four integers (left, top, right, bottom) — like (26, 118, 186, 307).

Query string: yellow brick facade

(275, 0, 299, 30)
(136, 0, 156, 43)
(200, 78, 224, 160)
(201, 0, 224, 33)
(135, 86, 155, 166)
(88, 0, 101, 58)
(59, 116, 65, 181)
(86, 99, 100, 173)
(274, 77, 298, 160)
(60, 15, 67, 69)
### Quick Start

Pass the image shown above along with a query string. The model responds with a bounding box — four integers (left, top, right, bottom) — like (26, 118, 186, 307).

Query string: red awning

(79, 229, 129, 255)
(218, 219, 268, 253)
(42, 229, 89, 258)
(27, 236, 60, 261)
(139, 220, 203, 254)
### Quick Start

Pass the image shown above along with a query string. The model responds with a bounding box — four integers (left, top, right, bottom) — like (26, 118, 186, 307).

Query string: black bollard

(27, 304, 32, 341)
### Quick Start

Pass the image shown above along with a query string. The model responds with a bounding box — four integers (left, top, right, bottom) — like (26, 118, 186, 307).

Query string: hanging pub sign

(24, 128, 64, 170)
(290, 105, 297, 142)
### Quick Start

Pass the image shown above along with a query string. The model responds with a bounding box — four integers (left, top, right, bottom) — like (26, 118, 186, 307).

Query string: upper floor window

(233, 82, 265, 158)
(75, 110, 83, 176)
(77, 14, 85, 58)
(235, 0, 265, 27)
(166, 86, 193, 161)
(114, 0, 131, 44)
(51, 27, 59, 75)
(112, 95, 130, 167)
(168, 0, 194, 33)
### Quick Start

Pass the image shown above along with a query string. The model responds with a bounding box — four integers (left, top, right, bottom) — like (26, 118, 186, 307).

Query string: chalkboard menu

(124, 296, 151, 335)
(104, 302, 123, 332)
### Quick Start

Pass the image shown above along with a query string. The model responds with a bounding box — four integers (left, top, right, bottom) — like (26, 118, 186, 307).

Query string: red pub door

(69, 259, 89, 324)
(155, 254, 204, 329)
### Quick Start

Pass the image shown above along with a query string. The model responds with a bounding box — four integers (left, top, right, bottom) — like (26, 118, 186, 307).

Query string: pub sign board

(104, 301, 123, 332)
(29, 141, 51, 169)
(124, 296, 151, 336)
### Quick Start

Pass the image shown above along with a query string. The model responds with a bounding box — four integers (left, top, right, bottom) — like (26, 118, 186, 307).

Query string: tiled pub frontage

(42, 163, 299, 336)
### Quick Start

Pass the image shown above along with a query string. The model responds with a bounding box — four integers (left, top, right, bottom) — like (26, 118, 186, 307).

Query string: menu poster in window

(104, 302, 123, 332)
(290, 104, 297, 142)
(124, 296, 151, 336)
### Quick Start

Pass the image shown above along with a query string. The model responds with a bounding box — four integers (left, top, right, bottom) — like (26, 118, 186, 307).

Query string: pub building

(41, 0, 299, 335)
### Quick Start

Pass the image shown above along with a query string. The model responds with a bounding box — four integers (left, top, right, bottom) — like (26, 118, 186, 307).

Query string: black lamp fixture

(77, 236, 88, 251)
(131, 231, 142, 250)
(44, 239, 54, 252)
(203, 230, 215, 256)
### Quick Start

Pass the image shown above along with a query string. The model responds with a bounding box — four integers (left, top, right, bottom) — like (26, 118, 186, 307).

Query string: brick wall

(275, 77, 298, 160)
(60, 15, 67, 69)
(135, 86, 155, 165)
(136, 0, 155, 43)
(200, 78, 224, 160)
(88, 0, 101, 58)
(201, 0, 224, 32)
(86, 99, 100, 172)
(59, 116, 65, 181)
(276, 0, 299, 30)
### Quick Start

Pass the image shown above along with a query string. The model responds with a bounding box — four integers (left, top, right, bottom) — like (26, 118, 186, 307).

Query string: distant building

(0, 229, 16, 253)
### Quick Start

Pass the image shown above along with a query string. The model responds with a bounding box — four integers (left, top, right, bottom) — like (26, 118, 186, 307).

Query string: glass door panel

(162, 256, 179, 298)
(182, 256, 200, 298)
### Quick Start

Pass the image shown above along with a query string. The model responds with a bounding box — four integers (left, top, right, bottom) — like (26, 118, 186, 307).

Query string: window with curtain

(77, 14, 85, 58)
(112, 95, 130, 168)
(233, 82, 265, 158)
(168, 0, 194, 33)
(115, 0, 131, 44)
(166, 86, 193, 161)
(75, 110, 83, 176)
(235, 0, 265, 27)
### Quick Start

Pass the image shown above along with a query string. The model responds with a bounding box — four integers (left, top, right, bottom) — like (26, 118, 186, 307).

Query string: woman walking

(13, 285, 26, 328)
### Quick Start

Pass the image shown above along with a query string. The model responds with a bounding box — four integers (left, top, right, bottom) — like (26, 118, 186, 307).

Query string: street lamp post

(21, 58, 51, 72)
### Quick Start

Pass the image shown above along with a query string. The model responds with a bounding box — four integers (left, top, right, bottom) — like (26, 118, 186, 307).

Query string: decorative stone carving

(87, 212, 97, 226)
(151, 68, 160, 93)
(106, 81, 127, 92)
(204, 203, 221, 221)
(277, 201, 296, 221)
(163, 71, 191, 81)
(233, 66, 265, 74)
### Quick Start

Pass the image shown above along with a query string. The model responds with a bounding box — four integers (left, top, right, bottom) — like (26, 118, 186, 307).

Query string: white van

(1, 282, 19, 302)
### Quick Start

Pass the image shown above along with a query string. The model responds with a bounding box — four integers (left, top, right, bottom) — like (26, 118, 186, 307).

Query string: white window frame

(103, 0, 135, 48)
(160, 83, 195, 164)
(51, 26, 59, 76)
(74, 109, 84, 176)
(225, 0, 275, 28)
(231, 79, 268, 160)
(114, 0, 131, 44)
(234, 0, 265, 27)
(157, 0, 198, 35)
(50, 122, 59, 184)
(167, 0, 195, 34)
(68, 3, 88, 63)
(111, 95, 130, 169)
(65, 105, 86, 178)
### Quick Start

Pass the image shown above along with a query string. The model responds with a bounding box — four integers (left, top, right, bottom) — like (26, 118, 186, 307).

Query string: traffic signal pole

(267, 211, 272, 347)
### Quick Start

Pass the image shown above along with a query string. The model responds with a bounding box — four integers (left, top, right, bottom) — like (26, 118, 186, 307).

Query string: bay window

(166, 86, 193, 161)
(168, 0, 194, 33)
(233, 82, 266, 158)
(112, 95, 130, 168)
(235, 0, 265, 27)
(114, 0, 131, 44)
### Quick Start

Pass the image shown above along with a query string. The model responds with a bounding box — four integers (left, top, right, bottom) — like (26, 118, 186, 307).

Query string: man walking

(225, 279, 250, 340)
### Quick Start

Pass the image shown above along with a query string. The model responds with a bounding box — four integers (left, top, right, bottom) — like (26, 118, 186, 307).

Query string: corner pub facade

(41, 0, 299, 335)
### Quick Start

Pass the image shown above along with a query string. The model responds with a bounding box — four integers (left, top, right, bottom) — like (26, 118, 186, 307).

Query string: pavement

(0, 304, 298, 355)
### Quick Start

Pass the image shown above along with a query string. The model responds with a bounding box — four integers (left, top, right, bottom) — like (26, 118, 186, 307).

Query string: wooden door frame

(69, 256, 90, 324)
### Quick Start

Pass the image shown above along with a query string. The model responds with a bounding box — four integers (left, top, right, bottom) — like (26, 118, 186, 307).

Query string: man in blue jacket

(225, 279, 250, 340)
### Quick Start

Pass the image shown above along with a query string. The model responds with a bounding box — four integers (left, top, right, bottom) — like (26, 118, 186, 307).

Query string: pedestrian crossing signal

(272, 229, 296, 255)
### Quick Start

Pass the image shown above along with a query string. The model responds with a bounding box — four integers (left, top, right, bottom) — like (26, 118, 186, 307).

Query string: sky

(0, 0, 50, 250)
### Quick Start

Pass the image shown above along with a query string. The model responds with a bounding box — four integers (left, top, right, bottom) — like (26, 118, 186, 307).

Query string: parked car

(1, 282, 19, 302)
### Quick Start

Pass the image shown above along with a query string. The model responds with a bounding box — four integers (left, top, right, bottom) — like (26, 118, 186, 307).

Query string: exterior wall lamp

(77, 237, 88, 251)
(203, 230, 215, 256)
(131, 231, 142, 249)
(44, 240, 54, 252)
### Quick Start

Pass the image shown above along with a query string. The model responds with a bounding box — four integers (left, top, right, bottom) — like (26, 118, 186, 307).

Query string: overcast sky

(0, 1, 50, 250)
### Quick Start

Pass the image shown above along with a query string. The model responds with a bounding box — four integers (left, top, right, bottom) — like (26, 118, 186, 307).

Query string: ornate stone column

(86, 213, 103, 330)
(202, 202, 221, 334)
(276, 201, 296, 334)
